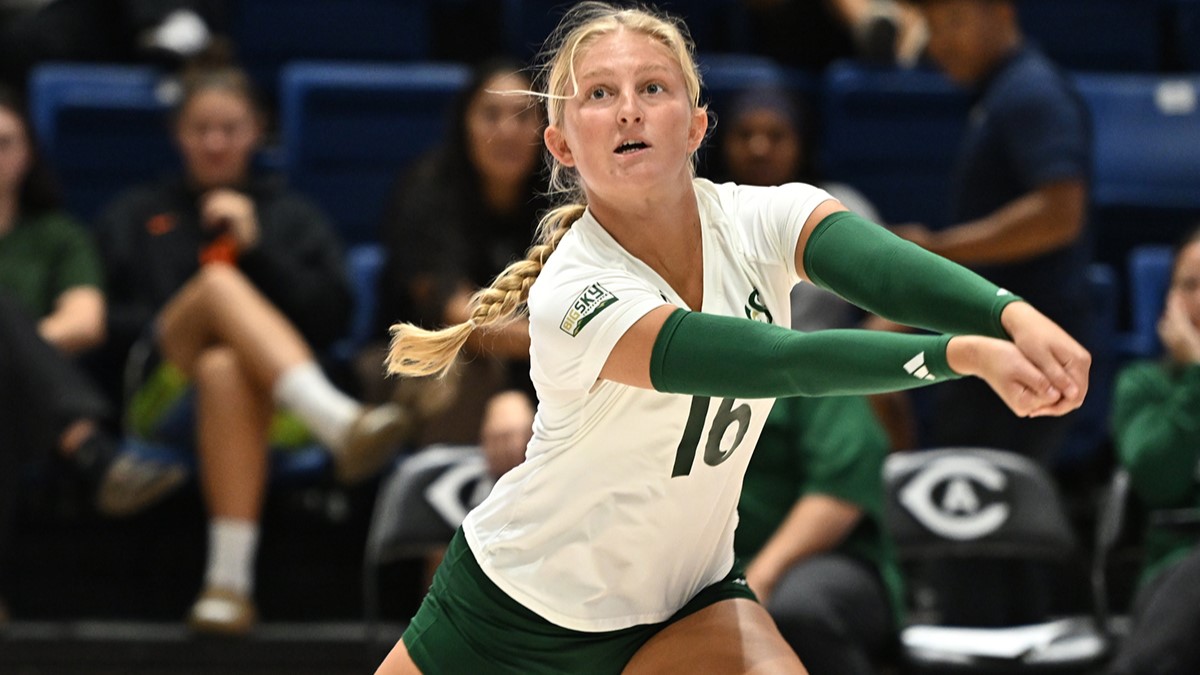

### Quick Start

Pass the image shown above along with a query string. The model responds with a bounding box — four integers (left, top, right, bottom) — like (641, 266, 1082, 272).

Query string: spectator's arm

(1113, 364, 1200, 506)
(745, 494, 862, 604)
(898, 179, 1085, 265)
(38, 286, 106, 354)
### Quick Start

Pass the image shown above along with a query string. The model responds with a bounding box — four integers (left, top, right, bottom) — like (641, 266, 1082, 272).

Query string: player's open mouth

(615, 140, 649, 154)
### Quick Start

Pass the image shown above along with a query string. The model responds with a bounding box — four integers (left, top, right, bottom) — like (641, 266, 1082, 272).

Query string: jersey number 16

(672, 396, 753, 477)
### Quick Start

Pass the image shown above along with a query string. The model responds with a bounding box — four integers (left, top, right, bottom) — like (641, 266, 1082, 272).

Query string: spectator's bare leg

(157, 265, 310, 389)
(194, 345, 270, 522)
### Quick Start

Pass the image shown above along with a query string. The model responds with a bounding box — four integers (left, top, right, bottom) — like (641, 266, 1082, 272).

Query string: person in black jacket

(95, 51, 409, 635)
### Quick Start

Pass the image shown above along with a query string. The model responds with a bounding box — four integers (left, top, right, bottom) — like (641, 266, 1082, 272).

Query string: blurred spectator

(710, 86, 916, 449)
(0, 85, 115, 624)
(362, 58, 546, 450)
(94, 50, 410, 635)
(899, 0, 1091, 464)
(711, 86, 879, 331)
(736, 394, 901, 674)
(0, 0, 222, 91)
(1107, 227, 1200, 675)
(741, 0, 926, 69)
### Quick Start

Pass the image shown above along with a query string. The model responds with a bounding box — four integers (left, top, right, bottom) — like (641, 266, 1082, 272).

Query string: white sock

(204, 518, 259, 596)
(272, 361, 362, 452)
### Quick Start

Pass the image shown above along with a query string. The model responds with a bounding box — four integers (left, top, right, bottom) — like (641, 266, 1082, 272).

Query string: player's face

(176, 89, 262, 189)
(920, 0, 1004, 85)
(722, 108, 801, 187)
(545, 29, 707, 202)
(465, 72, 543, 191)
(0, 107, 31, 198)
(1172, 241, 1200, 328)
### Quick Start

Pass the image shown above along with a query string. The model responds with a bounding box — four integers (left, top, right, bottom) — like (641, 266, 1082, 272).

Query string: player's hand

(946, 335, 1072, 418)
(201, 189, 259, 250)
(998, 301, 1090, 417)
(1158, 290, 1200, 365)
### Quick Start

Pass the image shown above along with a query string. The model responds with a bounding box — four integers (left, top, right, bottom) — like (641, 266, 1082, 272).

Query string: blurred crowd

(0, 1, 1198, 673)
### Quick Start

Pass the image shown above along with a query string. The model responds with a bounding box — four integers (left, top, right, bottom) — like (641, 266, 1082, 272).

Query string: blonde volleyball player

(376, 3, 1090, 673)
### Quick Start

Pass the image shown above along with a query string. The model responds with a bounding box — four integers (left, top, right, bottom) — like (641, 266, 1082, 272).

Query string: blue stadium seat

(331, 243, 386, 361)
(229, 0, 433, 100)
(818, 62, 969, 227)
(698, 53, 813, 116)
(1124, 245, 1174, 359)
(279, 62, 470, 245)
(1074, 74, 1200, 273)
(27, 64, 177, 223)
(1015, 0, 1161, 72)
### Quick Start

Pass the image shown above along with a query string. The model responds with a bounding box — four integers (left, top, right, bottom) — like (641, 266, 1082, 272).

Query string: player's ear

(545, 125, 575, 167)
(686, 106, 708, 154)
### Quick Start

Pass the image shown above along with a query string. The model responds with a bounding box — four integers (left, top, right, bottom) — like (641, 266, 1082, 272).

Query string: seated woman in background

(363, 58, 546, 453)
(94, 48, 409, 635)
(1107, 226, 1200, 675)
(0, 85, 115, 624)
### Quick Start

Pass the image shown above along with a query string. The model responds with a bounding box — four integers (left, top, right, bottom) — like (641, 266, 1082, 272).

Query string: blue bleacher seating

(818, 62, 969, 228)
(1124, 245, 1174, 359)
(1015, 0, 1161, 72)
(27, 64, 177, 224)
(698, 53, 813, 116)
(1074, 74, 1200, 272)
(331, 243, 386, 361)
(229, 0, 433, 100)
(279, 62, 470, 246)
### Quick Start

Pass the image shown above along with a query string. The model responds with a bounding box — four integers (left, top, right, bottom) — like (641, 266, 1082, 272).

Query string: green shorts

(403, 529, 757, 675)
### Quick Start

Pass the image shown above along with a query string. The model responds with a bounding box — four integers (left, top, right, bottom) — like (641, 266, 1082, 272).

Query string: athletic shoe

(96, 442, 190, 517)
(333, 403, 412, 484)
(187, 586, 256, 636)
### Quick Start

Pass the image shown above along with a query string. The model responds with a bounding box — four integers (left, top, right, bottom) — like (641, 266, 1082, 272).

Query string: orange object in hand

(200, 233, 239, 266)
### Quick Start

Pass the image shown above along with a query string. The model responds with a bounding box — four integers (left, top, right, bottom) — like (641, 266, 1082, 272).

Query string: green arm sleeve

(803, 211, 1020, 339)
(649, 309, 961, 399)
(1112, 363, 1200, 506)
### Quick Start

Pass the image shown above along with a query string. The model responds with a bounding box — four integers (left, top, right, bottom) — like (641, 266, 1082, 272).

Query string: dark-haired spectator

(362, 59, 547, 451)
(899, 0, 1091, 465)
(1107, 227, 1200, 675)
(95, 52, 409, 635)
(0, 85, 116, 625)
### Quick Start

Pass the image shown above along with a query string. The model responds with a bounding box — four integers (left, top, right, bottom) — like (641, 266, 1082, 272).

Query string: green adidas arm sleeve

(802, 211, 1021, 339)
(649, 309, 962, 399)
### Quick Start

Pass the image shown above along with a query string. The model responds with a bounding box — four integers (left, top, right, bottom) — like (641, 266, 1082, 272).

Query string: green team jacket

(1111, 360, 1200, 588)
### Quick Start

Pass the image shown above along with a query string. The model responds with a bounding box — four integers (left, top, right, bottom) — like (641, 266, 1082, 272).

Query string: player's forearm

(802, 211, 1020, 339)
(650, 309, 962, 399)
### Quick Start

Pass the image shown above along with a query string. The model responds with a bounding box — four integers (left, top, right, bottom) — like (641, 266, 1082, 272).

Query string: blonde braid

(386, 204, 584, 378)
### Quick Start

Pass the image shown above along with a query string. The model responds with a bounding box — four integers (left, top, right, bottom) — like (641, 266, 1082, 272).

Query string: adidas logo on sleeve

(904, 352, 937, 381)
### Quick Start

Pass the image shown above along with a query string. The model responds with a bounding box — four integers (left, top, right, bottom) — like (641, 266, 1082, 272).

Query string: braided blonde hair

(386, 2, 704, 378)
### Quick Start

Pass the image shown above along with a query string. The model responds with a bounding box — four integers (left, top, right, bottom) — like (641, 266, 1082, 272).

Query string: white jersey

(462, 178, 833, 632)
